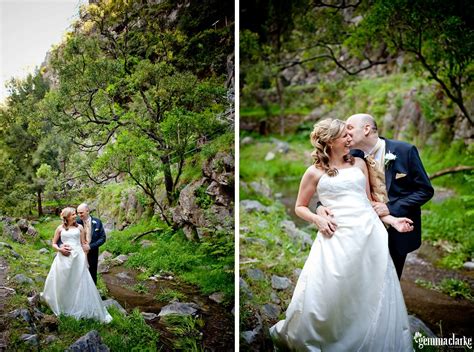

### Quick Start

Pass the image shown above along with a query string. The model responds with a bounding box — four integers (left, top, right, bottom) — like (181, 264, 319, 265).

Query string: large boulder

(3, 224, 25, 243)
(202, 151, 234, 186)
(158, 302, 199, 317)
(66, 330, 109, 352)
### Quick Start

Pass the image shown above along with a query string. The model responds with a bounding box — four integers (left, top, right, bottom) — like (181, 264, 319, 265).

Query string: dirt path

(402, 243, 474, 339)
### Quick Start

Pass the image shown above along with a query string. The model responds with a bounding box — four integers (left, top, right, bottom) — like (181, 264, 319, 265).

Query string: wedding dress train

(270, 167, 412, 351)
(41, 226, 112, 323)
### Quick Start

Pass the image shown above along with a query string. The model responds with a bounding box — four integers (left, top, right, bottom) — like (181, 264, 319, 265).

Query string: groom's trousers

(389, 249, 407, 280)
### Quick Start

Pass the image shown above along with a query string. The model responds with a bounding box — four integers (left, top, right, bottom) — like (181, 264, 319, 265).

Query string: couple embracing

(41, 203, 112, 323)
(271, 114, 434, 351)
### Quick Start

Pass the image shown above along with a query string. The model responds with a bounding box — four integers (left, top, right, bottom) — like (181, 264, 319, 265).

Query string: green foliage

(194, 185, 213, 209)
(161, 314, 205, 351)
(415, 278, 473, 300)
(155, 288, 186, 303)
(439, 278, 473, 300)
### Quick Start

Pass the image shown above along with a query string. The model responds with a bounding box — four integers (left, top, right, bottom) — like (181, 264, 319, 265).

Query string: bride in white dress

(270, 119, 413, 351)
(41, 207, 112, 323)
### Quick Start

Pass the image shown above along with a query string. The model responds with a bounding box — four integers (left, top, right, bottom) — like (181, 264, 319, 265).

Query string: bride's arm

(295, 166, 337, 237)
(356, 158, 414, 233)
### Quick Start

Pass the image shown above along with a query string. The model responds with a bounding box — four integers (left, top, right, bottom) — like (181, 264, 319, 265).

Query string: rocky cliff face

(172, 151, 234, 240)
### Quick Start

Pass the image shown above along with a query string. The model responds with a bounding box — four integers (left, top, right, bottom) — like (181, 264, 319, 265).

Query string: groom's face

(346, 118, 365, 148)
(77, 206, 89, 221)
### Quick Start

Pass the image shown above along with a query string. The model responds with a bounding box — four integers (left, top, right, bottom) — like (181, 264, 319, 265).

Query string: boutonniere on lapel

(384, 151, 397, 167)
(92, 220, 97, 224)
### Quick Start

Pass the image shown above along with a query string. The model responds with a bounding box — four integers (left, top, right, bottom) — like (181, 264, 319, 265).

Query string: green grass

(161, 314, 205, 351)
(155, 288, 187, 302)
(415, 278, 473, 301)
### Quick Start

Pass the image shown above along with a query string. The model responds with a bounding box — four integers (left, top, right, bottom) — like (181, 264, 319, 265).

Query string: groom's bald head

(345, 113, 379, 151)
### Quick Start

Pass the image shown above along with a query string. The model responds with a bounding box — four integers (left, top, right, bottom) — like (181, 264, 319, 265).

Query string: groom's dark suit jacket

(77, 216, 106, 284)
(352, 138, 434, 256)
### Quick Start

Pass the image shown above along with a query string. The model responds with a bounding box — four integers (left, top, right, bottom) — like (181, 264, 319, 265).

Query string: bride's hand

(313, 214, 337, 238)
(391, 217, 414, 233)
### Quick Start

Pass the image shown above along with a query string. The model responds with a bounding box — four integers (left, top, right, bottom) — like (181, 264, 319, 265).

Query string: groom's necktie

(85, 218, 92, 244)
(365, 154, 388, 203)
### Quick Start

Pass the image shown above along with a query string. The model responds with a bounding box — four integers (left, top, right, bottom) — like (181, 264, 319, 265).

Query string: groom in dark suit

(317, 113, 434, 279)
(77, 203, 106, 284)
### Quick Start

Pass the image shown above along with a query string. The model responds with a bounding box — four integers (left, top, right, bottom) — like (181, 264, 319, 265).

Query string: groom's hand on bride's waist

(315, 206, 337, 238)
(59, 244, 71, 256)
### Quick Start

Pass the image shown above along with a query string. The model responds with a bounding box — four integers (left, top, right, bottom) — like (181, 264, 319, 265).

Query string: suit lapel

(383, 138, 395, 192)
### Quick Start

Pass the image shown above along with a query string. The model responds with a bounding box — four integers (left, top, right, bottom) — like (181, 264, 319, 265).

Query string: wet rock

(26, 225, 38, 237)
(33, 308, 44, 320)
(10, 250, 21, 259)
(13, 274, 34, 285)
(241, 312, 263, 345)
(409, 315, 437, 338)
(240, 278, 253, 299)
(293, 268, 302, 278)
(202, 151, 234, 186)
(38, 248, 49, 254)
(270, 138, 290, 154)
(3, 224, 25, 243)
(20, 334, 38, 346)
(112, 254, 129, 265)
(206, 181, 232, 207)
(240, 200, 270, 214)
(141, 312, 158, 321)
(261, 303, 281, 320)
(271, 275, 291, 290)
(209, 292, 225, 304)
(247, 268, 265, 281)
(271, 291, 281, 304)
(66, 330, 109, 352)
(241, 136, 254, 145)
(249, 181, 272, 198)
(140, 240, 153, 248)
(103, 299, 127, 315)
(158, 302, 199, 317)
(44, 335, 58, 344)
(0, 242, 13, 249)
(17, 219, 29, 232)
(99, 251, 113, 262)
(463, 261, 474, 270)
(9, 308, 32, 324)
(265, 151, 275, 161)
(281, 220, 313, 249)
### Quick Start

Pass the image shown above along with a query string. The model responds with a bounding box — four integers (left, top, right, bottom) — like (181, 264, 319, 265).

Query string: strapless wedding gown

(41, 226, 112, 323)
(270, 167, 412, 351)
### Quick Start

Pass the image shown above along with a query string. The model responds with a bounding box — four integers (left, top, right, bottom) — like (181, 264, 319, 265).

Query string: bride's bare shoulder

(304, 165, 325, 181)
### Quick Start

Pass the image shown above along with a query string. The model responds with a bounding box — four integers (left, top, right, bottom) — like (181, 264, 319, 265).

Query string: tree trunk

(160, 154, 174, 204)
(276, 76, 285, 136)
(37, 190, 43, 217)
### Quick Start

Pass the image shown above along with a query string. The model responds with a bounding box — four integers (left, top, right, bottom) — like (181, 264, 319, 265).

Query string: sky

(0, 0, 87, 103)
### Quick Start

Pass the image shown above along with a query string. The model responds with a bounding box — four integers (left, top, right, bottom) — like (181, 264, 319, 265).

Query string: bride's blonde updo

(60, 207, 77, 230)
(310, 118, 354, 177)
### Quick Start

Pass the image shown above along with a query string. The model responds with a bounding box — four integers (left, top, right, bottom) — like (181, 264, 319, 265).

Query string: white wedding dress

(270, 167, 412, 351)
(41, 226, 112, 323)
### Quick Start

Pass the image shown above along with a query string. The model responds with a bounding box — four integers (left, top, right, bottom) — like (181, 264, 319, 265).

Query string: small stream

(102, 266, 234, 351)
